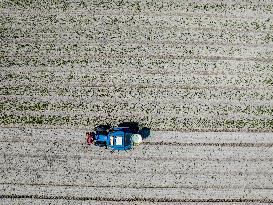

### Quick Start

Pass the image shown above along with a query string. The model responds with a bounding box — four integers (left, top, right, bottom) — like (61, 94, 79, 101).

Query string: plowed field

(1, 0, 273, 204)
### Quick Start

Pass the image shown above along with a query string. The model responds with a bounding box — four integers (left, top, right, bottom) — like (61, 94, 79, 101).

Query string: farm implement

(86, 122, 150, 152)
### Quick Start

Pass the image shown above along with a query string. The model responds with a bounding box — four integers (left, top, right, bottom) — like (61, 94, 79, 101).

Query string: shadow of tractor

(117, 121, 151, 139)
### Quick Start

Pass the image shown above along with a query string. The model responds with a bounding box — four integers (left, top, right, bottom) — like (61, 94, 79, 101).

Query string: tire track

(3, 37, 273, 47)
(2, 167, 272, 178)
(91, 10, 273, 20)
(2, 81, 272, 91)
(1, 139, 272, 148)
(0, 194, 272, 203)
(3, 54, 273, 63)
(3, 6, 273, 20)
(1, 67, 273, 77)
(3, 12, 273, 35)
(1, 153, 272, 162)
(144, 142, 273, 147)
(0, 182, 272, 191)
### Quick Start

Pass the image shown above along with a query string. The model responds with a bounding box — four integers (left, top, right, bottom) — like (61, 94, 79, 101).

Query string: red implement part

(86, 132, 95, 145)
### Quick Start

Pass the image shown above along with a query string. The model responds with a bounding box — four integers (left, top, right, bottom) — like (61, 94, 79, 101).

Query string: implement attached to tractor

(86, 122, 150, 152)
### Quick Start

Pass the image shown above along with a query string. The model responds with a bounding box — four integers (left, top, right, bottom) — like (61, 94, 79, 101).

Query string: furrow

(1, 184, 273, 202)
(1, 99, 272, 121)
(3, 1, 273, 19)
(1, 76, 272, 92)
(2, 155, 273, 176)
(1, 86, 272, 102)
(3, 43, 273, 59)
(2, 29, 272, 46)
(1, 169, 272, 190)
(1, 59, 272, 75)
(2, 109, 272, 121)
(1, 94, 273, 107)
(1, 142, 272, 160)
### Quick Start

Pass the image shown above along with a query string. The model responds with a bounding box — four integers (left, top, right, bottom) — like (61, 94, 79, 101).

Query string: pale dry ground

(0, 127, 273, 204)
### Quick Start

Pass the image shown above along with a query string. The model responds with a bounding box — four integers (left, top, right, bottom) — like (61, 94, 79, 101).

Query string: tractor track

(2, 68, 273, 78)
(0, 182, 272, 191)
(1, 153, 272, 162)
(144, 141, 273, 147)
(2, 81, 273, 91)
(3, 54, 273, 63)
(90, 10, 273, 20)
(0, 194, 272, 203)
(3, 36, 273, 47)
(5, 7, 272, 20)
(1, 139, 273, 147)
(2, 167, 272, 179)
(3, 66, 272, 77)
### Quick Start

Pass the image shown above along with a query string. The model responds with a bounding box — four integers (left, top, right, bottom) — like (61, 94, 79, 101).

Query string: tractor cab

(107, 127, 133, 150)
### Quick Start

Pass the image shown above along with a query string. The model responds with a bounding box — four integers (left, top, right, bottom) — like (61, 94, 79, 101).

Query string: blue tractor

(86, 122, 150, 152)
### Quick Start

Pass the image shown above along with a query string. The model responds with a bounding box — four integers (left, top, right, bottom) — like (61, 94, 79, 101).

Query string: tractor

(85, 122, 150, 152)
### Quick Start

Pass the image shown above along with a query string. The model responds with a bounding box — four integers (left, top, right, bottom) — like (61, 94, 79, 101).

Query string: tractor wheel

(95, 124, 111, 135)
(118, 122, 139, 133)
(95, 124, 111, 131)
(139, 127, 150, 139)
(86, 132, 95, 145)
(95, 141, 106, 147)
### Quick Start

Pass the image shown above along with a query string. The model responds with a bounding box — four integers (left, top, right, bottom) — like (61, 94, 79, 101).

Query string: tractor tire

(95, 141, 107, 147)
(139, 127, 150, 139)
(95, 124, 111, 131)
(95, 124, 111, 135)
(86, 132, 95, 145)
(118, 122, 139, 133)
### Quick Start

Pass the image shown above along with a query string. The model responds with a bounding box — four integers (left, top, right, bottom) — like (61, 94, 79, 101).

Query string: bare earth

(0, 127, 273, 204)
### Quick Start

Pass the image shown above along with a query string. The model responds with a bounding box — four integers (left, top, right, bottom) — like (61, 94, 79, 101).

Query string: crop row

(3, 43, 273, 60)
(2, 59, 272, 75)
(1, 85, 272, 101)
(1, 113, 272, 130)
(3, 14, 273, 34)
(3, 0, 272, 17)
(2, 104, 272, 121)
(2, 57, 272, 72)
(2, 49, 273, 70)
(91, 0, 273, 16)
(2, 109, 271, 123)
(2, 26, 273, 46)
(1, 99, 272, 118)
(1, 71, 272, 88)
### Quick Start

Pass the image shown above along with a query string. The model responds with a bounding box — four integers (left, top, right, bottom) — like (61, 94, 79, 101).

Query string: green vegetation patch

(1, 113, 272, 131)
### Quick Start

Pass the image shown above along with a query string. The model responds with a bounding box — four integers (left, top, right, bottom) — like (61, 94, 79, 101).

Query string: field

(1, 0, 273, 131)
(1, 128, 273, 204)
(0, 0, 273, 204)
